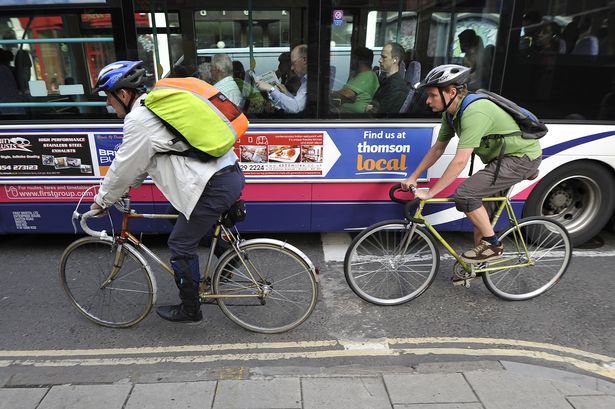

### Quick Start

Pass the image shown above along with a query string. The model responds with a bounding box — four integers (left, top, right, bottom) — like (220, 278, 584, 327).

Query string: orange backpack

(144, 77, 249, 161)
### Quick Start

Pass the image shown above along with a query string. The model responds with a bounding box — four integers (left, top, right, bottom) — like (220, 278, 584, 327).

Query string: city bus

(1, 0, 614, 247)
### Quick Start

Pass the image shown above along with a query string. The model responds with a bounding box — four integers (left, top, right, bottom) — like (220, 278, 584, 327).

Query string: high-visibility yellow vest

(144, 77, 248, 160)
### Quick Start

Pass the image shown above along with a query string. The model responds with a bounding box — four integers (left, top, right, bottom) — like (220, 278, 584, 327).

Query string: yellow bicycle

(344, 183, 572, 305)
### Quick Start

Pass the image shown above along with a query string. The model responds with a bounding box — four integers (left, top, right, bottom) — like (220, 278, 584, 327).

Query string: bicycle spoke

(60, 238, 154, 327)
(484, 218, 571, 300)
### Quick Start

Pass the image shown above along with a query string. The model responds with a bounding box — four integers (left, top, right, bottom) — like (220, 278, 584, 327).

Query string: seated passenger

(331, 46, 379, 113)
(366, 42, 409, 114)
(458, 29, 486, 90)
(535, 22, 562, 54)
(211, 54, 242, 106)
(255, 44, 308, 114)
(232, 60, 266, 114)
(275, 51, 301, 95)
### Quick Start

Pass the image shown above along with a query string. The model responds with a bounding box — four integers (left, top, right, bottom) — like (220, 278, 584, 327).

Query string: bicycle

(344, 183, 572, 305)
(59, 196, 319, 333)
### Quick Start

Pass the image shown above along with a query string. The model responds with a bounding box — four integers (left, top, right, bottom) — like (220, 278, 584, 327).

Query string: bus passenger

(90, 61, 244, 322)
(211, 54, 242, 106)
(275, 51, 301, 95)
(458, 29, 486, 90)
(401, 65, 541, 271)
(331, 46, 379, 113)
(255, 44, 308, 114)
(232, 61, 266, 114)
(365, 42, 409, 114)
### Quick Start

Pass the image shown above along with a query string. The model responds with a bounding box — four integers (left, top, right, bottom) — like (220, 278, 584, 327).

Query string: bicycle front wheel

(59, 237, 155, 328)
(483, 217, 572, 301)
(212, 239, 318, 334)
(344, 220, 439, 305)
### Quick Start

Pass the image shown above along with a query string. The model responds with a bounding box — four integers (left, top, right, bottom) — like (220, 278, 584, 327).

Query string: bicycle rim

(483, 217, 572, 301)
(59, 237, 154, 328)
(212, 241, 318, 334)
(344, 221, 439, 305)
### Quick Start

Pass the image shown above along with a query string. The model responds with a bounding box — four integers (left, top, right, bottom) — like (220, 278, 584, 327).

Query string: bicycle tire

(59, 236, 155, 328)
(212, 239, 318, 334)
(344, 220, 439, 305)
(483, 217, 572, 301)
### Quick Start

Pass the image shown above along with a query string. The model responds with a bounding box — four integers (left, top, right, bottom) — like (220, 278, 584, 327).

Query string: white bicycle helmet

(415, 64, 471, 89)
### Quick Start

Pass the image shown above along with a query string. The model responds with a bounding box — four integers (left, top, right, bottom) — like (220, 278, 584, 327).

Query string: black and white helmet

(415, 64, 470, 89)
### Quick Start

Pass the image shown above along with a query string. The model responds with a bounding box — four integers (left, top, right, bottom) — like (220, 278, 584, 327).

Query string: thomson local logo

(0, 137, 33, 152)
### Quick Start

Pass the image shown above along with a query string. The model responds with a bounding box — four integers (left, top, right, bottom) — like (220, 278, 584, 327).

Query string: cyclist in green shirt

(402, 64, 542, 267)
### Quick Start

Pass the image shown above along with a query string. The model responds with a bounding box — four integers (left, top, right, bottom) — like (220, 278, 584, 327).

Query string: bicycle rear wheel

(483, 217, 572, 301)
(59, 237, 155, 328)
(212, 239, 318, 334)
(344, 220, 439, 305)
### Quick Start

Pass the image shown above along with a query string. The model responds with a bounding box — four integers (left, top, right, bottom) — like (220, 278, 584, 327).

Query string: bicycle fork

(99, 242, 126, 289)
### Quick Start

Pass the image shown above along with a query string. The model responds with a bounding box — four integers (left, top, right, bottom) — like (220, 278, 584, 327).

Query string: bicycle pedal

(452, 277, 474, 287)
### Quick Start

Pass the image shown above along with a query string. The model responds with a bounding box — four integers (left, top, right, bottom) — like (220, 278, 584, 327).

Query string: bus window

(503, 0, 615, 121)
(328, 6, 420, 118)
(0, 13, 118, 119)
(132, 10, 182, 88)
(427, 11, 499, 91)
(193, 8, 310, 119)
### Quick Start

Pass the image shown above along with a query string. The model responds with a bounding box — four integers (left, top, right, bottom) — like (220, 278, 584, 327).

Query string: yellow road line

(1, 337, 612, 364)
(0, 339, 339, 358)
(387, 337, 615, 363)
(1, 347, 614, 380)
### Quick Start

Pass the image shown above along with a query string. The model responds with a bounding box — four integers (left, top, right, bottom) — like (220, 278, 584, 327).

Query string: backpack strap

(444, 94, 486, 178)
(445, 93, 485, 130)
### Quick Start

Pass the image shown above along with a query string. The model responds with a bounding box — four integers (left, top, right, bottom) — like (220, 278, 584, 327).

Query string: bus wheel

(523, 161, 615, 247)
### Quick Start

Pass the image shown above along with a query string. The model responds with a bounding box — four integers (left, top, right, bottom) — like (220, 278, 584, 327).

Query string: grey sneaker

(461, 240, 504, 263)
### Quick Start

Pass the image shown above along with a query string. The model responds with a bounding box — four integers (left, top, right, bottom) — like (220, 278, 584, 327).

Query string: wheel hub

(546, 188, 572, 213)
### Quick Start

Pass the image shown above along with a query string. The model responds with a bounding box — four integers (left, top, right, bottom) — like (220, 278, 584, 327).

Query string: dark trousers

(167, 167, 245, 259)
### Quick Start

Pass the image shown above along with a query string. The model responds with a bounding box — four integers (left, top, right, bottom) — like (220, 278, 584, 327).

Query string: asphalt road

(0, 229, 614, 384)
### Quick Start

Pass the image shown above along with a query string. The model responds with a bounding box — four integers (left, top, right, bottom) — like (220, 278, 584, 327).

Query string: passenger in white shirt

(255, 44, 307, 114)
(211, 54, 242, 106)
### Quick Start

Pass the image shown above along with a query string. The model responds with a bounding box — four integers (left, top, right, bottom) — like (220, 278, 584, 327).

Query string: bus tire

(523, 161, 615, 247)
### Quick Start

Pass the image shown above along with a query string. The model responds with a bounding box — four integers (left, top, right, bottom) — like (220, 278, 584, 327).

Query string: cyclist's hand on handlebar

(89, 202, 108, 218)
(401, 178, 417, 192)
(414, 189, 433, 200)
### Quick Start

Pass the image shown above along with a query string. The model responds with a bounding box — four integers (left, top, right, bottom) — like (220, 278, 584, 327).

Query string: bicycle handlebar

(73, 209, 109, 238)
(388, 183, 421, 222)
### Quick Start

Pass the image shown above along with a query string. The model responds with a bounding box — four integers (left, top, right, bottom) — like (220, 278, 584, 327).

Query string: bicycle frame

(105, 206, 266, 300)
(408, 196, 534, 274)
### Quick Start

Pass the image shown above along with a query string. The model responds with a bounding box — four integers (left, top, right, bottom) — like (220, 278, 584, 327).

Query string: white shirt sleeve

(270, 76, 307, 114)
(94, 115, 152, 207)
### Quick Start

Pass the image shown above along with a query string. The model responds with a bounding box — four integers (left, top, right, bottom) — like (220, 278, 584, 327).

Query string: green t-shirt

(437, 96, 542, 164)
(340, 70, 380, 113)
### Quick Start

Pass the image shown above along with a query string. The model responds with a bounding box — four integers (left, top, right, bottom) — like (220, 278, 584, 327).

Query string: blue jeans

(167, 166, 245, 259)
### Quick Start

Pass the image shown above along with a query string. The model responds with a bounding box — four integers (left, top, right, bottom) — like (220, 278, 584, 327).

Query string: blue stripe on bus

(542, 130, 615, 157)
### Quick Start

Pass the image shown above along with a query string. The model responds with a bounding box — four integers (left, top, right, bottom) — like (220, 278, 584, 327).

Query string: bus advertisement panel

(1, 0, 615, 247)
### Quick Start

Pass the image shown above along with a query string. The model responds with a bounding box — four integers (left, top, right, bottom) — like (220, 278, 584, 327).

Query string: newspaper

(252, 70, 280, 86)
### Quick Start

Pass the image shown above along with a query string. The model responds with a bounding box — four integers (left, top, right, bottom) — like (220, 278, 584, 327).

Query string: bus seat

(399, 61, 421, 113)
(572, 36, 599, 55)
(404, 60, 421, 87)
(398, 61, 406, 80)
